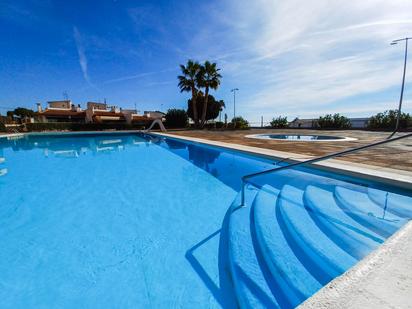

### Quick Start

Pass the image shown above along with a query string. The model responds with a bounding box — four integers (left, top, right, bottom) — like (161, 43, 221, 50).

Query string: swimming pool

(0, 132, 410, 308)
(245, 134, 356, 141)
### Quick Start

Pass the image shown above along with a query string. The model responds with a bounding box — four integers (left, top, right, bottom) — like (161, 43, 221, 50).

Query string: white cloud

(192, 0, 412, 121)
(73, 26, 96, 88)
(102, 68, 176, 85)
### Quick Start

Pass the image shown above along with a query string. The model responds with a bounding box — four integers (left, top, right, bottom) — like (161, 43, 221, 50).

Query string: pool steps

(279, 185, 357, 279)
(228, 180, 411, 308)
(253, 185, 322, 307)
(367, 187, 412, 218)
(304, 186, 384, 259)
(335, 186, 405, 237)
(228, 187, 281, 308)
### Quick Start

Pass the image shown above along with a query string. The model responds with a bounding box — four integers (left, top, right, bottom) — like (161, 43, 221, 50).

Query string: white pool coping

(245, 133, 357, 142)
(299, 220, 412, 309)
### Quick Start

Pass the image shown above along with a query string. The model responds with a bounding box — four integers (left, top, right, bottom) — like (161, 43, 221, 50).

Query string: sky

(1, 0, 412, 124)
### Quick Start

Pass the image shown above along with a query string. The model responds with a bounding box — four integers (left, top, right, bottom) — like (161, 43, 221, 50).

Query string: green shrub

(165, 109, 188, 128)
(367, 110, 411, 130)
(215, 121, 224, 129)
(317, 113, 351, 129)
(270, 116, 288, 128)
(230, 116, 249, 129)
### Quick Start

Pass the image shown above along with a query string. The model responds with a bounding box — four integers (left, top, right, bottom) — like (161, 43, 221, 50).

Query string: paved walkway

(168, 129, 412, 172)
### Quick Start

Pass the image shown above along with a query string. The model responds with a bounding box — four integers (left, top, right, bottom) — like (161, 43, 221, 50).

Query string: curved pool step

(367, 187, 412, 219)
(228, 190, 281, 309)
(253, 185, 322, 307)
(335, 186, 406, 238)
(304, 185, 384, 259)
(279, 185, 357, 280)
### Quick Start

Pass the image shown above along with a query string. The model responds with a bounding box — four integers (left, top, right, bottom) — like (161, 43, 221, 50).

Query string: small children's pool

(246, 134, 356, 141)
(0, 132, 410, 308)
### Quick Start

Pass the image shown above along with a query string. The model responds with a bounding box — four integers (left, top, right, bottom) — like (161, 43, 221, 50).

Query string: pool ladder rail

(240, 133, 412, 206)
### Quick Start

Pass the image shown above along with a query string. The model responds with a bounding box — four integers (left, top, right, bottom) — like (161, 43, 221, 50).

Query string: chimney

(36, 103, 42, 113)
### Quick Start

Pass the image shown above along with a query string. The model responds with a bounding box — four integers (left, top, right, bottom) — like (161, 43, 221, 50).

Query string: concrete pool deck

(167, 129, 412, 172)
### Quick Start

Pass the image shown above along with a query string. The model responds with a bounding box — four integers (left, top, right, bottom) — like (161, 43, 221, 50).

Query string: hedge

(165, 109, 188, 128)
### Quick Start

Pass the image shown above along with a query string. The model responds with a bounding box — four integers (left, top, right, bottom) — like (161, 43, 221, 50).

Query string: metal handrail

(240, 133, 412, 206)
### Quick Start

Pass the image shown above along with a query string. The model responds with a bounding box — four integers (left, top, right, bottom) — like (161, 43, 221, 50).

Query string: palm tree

(178, 60, 201, 127)
(197, 61, 222, 128)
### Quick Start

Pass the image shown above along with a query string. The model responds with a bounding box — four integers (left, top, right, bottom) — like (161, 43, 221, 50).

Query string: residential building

(143, 111, 165, 120)
(85, 102, 125, 123)
(289, 117, 370, 129)
(36, 100, 86, 123)
(288, 118, 315, 128)
(121, 109, 149, 124)
(349, 117, 370, 128)
(34, 101, 164, 125)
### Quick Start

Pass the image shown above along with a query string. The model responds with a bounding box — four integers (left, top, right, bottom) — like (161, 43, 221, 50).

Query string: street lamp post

(231, 88, 239, 119)
(389, 37, 411, 138)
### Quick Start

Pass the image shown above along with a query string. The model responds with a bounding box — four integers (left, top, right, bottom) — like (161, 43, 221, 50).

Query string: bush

(215, 121, 224, 129)
(270, 116, 288, 128)
(0, 120, 6, 132)
(230, 116, 249, 130)
(367, 110, 411, 130)
(316, 113, 351, 129)
(165, 109, 188, 128)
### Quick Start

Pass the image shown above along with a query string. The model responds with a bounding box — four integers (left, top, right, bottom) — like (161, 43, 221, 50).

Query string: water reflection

(164, 138, 187, 150)
(0, 133, 275, 190)
(157, 136, 277, 191)
(187, 144, 220, 175)
(0, 133, 149, 160)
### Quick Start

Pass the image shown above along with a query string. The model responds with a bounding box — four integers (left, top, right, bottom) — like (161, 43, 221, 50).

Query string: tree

(13, 107, 35, 118)
(317, 113, 351, 129)
(178, 60, 201, 127)
(197, 61, 222, 128)
(165, 109, 188, 128)
(230, 116, 249, 129)
(367, 110, 411, 130)
(0, 118, 6, 132)
(6, 111, 14, 119)
(270, 116, 288, 128)
(187, 93, 225, 122)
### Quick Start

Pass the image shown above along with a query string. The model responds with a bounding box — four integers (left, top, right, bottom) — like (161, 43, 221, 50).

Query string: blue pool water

(0, 133, 411, 308)
(248, 134, 350, 141)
